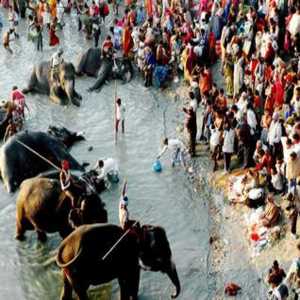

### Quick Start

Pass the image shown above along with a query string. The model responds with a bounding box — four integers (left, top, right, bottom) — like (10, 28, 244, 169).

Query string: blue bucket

(152, 160, 162, 172)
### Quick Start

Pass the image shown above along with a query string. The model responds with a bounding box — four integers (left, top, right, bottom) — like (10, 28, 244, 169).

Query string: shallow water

(0, 9, 213, 300)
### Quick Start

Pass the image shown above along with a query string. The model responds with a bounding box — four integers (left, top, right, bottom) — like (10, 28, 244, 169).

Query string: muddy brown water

(0, 9, 215, 300)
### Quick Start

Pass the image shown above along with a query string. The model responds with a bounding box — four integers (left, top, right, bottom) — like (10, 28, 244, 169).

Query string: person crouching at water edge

(94, 158, 119, 183)
(157, 138, 186, 167)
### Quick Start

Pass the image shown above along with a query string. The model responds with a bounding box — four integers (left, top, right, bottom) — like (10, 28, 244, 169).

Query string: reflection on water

(0, 9, 213, 300)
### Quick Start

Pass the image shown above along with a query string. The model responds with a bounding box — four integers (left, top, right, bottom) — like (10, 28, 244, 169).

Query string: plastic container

(152, 160, 162, 172)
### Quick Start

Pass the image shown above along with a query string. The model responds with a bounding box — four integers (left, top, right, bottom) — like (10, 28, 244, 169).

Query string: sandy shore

(159, 62, 300, 299)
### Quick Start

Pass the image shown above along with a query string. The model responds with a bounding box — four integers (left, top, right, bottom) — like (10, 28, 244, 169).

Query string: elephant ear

(139, 225, 172, 271)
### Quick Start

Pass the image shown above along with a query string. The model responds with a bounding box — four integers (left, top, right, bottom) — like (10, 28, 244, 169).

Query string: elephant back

(17, 178, 62, 214)
(56, 224, 127, 268)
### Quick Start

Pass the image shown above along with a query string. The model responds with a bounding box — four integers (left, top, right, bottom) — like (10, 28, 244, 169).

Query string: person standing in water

(3, 29, 14, 54)
(115, 98, 125, 134)
(119, 181, 129, 230)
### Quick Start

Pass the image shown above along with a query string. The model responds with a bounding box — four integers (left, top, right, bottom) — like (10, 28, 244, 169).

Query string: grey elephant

(0, 131, 84, 193)
(56, 222, 181, 300)
(22, 61, 82, 106)
(75, 48, 133, 91)
(76, 48, 102, 77)
(16, 177, 107, 241)
(47, 125, 85, 148)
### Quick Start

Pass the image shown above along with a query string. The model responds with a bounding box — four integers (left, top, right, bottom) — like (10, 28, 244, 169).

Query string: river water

(0, 9, 214, 300)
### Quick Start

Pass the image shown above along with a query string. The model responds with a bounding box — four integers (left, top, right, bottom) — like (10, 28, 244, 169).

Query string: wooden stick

(122, 179, 127, 197)
(16, 139, 60, 170)
(102, 220, 138, 261)
(114, 79, 117, 143)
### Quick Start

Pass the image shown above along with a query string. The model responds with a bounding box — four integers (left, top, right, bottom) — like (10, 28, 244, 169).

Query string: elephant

(0, 107, 10, 140)
(0, 131, 84, 193)
(15, 177, 108, 242)
(56, 223, 181, 300)
(76, 48, 102, 77)
(75, 49, 133, 92)
(22, 61, 82, 107)
(47, 125, 85, 148)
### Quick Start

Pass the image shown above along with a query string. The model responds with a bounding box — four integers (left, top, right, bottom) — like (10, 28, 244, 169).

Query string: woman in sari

(223, 53, 234, 97)
(183, 46, 196, 84)
(49, 0, 57, 19)
(122, 23, 134, 57)
(49, 22, 59, 46)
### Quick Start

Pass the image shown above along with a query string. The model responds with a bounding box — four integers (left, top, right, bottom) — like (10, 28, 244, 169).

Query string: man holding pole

(119, 181, 129, 230)
(59, 160, 79, 208)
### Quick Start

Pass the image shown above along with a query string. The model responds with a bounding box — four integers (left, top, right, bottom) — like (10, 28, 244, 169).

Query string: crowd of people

(1, 0, 300, 297)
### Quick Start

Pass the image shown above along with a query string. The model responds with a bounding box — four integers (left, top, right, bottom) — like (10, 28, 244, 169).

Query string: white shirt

(190, 99, 198, 112)
(268, 121, 282, 145)
(210, 127, 220, 148)
(51, 53, 63, 68)
(247, 109, 257, 131)
(222, 129, 235, 153)
(271, 173, 283, 191)
(158, 138, 183, 158)
(96, 158, 119, 179)
(119, 201, 129, 229)
(116, 104, 125, 121)
(57, 2, 64, 21)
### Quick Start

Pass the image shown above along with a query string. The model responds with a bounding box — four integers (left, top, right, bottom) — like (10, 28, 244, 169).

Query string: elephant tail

(56, 242, 83, 268)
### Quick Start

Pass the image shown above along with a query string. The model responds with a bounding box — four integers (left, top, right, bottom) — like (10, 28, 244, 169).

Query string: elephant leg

(118, 278, 130, 300)
(23, 71, 38, 94)
(128, 267, 140, 300)
(15, 220, 26, 241)
(73, 283, 88, 300)
(60, 271, 73, 300)
(71, 97, 81, 107)
(36, 230, 47, 242)
(50, 89, 64, 105)
(74, 90, 82, 100)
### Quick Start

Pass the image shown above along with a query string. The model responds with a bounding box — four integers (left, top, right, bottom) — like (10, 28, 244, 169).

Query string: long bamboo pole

(16, 140, 60, 170)
(114, 79, 117, 143)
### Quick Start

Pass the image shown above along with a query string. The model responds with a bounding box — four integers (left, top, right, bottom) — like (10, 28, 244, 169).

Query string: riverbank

(159, 62, 300, 299)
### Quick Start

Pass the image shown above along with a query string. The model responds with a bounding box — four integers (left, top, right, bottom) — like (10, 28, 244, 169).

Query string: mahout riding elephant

(15, 177, 107, 241)
(22, 61, 82, 106)
(56, 222, 181, 300)
(0, 131, 84, 193)
(38, 169, 107, 195)
(47, 125, 85, 148)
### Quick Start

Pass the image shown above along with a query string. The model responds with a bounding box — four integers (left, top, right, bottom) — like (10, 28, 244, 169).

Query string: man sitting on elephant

(51, 48, 64, 83)
(60, 160, 85, 208)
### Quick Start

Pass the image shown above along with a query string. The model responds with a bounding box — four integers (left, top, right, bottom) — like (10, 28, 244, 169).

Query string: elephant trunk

(166, 260, 181, 298)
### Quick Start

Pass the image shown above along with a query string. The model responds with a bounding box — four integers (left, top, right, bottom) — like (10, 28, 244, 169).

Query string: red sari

(49, 27, 59, 46)
(122, 26, 133, 57)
